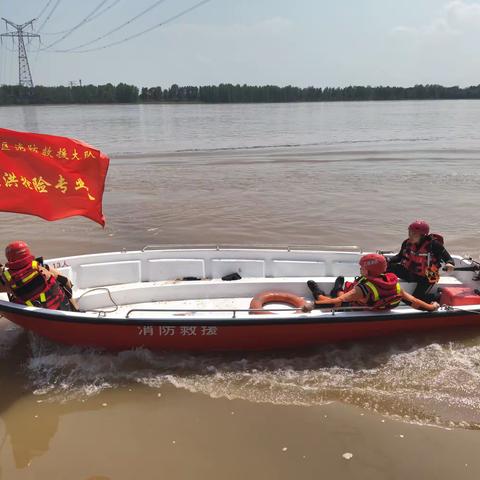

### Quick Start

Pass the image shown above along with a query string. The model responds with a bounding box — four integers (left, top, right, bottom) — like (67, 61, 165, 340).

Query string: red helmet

(359, 253, 387, 276)
(5, 241, 33, 268)
(409, 220, 430, 236)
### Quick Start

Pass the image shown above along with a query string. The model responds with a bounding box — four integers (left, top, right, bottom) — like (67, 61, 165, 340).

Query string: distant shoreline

(1, 82, 480, 105)
(2, 98, 480, 108)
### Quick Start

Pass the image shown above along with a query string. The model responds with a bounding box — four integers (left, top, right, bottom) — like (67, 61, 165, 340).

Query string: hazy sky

(1, 0, 479, 88)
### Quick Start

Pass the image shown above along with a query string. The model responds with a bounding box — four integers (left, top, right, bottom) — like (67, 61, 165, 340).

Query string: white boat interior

(1, 246, 476, 319)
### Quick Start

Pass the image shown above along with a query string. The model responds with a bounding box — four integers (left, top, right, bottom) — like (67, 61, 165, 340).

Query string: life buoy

(249, 291, 307, 315)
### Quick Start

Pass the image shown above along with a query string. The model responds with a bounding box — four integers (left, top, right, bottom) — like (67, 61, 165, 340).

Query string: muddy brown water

(1, 101, 480, 479)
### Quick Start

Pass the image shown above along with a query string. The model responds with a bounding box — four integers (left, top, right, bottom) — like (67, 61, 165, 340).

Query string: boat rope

(76, 287, 119, 314)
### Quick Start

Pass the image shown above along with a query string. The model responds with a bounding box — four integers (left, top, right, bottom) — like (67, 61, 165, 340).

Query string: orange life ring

(249, 291, 307, 315)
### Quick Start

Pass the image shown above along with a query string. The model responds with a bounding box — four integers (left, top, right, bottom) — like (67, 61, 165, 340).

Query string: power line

(8, 43, 15, 84)
(36, 0, 62, 33)
(0, 44, 8, 84)
(42, 0, 122, 35)
(55, 0, 212, 53)
(36, 0, 55, 20)
(40, 0, 110, 50)
(48, 0, 170, 52)
(1, 39, 16, 52)
(0, 38, 17, 84)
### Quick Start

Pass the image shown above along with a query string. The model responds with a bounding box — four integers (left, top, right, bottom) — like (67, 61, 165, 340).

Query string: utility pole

(0, 18, 39, 87)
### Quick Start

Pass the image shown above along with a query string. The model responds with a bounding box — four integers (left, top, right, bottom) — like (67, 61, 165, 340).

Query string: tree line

(1, 82, 480, 105)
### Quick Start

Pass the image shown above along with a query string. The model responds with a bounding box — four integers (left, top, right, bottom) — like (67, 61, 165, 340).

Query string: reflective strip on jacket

(346, 273, 402, 310)
(1, 260, 65, 309)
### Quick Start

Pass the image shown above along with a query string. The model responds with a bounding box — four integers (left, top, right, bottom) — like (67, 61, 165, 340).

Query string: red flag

(0, 128, 109, 226)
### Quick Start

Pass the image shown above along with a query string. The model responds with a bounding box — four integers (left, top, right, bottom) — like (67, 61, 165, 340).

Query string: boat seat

(74, 275, 464, 311)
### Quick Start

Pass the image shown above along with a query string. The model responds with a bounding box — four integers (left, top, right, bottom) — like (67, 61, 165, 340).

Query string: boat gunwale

(1, 298, 480, 327)
(1, 247, 479, 328)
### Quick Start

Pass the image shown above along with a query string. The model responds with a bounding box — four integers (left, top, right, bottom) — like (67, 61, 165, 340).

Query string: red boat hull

(2, 308, 480, 351)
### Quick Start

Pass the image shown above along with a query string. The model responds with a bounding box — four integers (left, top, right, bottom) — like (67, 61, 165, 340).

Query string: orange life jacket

(400, 234, 443, 279)
(1, 259, 66, 309)
(345, 273, 402, 311)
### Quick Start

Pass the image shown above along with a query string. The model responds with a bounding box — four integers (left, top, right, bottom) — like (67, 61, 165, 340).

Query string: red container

(440, 286, 480, 306)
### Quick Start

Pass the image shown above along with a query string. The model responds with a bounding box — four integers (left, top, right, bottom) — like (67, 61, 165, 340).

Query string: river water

(1, 101, 480, 479)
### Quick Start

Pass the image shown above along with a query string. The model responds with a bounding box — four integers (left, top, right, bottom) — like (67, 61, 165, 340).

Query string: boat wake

(110, 136, 454, 159)
(23, 332, 480, 429)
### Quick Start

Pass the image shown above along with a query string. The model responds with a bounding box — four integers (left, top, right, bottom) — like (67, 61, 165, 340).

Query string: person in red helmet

(387, 220, 454, 302)
(0, 241, 77, 311)
(305, 253, 439, 312)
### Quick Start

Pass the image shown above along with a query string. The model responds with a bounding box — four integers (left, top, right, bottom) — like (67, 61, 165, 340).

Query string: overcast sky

(1, 0, 480, 88)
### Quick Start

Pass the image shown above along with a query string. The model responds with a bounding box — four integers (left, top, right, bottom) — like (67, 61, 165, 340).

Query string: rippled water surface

(1, 100, 480, 478)
(12, 331, 480, 429)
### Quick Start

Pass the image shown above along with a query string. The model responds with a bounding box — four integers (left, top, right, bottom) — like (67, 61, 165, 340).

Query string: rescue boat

(1, 246, 480, 351)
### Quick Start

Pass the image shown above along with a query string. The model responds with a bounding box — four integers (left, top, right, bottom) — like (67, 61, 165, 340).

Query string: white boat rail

(141, 244, 362, 252)
(124, 305, 390, 319)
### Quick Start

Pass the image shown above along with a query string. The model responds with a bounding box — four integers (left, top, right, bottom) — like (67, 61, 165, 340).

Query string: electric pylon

(0, 18, 40, 87)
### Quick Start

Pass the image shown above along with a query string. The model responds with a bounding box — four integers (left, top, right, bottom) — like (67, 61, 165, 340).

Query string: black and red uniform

(388, 234, 453, 301)
(1, 259, 71, 311)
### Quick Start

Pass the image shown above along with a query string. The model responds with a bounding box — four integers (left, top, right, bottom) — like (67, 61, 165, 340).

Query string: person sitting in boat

(386, 220, 455, 302)
(305, 253, 439, 312)
(0, 241, 78, 312)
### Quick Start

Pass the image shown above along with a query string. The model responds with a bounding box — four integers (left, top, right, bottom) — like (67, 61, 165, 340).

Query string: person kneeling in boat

(304, 253, 439, 312)
(386, 220, 454, 302)
(0, 241, 78, 312)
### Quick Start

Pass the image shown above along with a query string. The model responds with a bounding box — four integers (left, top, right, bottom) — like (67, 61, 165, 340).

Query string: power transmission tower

(0, 18, 40, 87)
